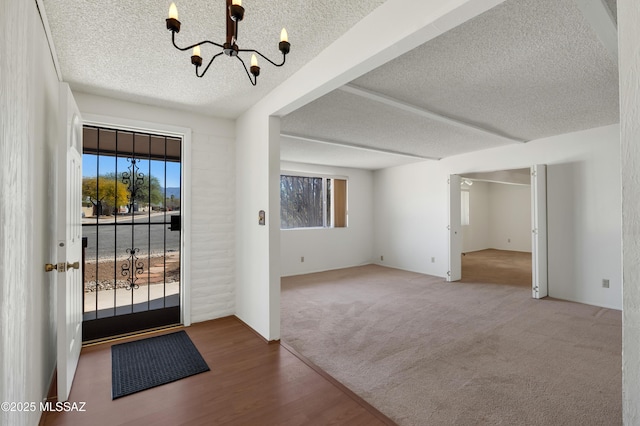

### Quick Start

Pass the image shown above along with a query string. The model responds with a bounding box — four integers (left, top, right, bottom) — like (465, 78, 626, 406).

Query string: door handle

(45, 263, 57, 272)
(67, 261, 80, 270)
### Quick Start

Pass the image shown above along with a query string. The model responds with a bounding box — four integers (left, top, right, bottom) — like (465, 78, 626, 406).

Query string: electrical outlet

(602, 279, 610, 288)
(431, 257, 435, 263)
(380, 255, 384, 261)
(301, 256, 304, 263)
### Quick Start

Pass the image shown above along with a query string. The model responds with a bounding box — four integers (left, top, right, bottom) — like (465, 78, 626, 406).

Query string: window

(461, 190, 470, 226)
(280, 174, 347, 229)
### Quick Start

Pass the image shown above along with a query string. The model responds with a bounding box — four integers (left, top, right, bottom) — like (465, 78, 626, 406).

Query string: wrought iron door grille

(81, 125, 182, 330)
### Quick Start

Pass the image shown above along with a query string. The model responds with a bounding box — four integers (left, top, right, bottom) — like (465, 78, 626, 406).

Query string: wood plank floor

(42, 317, 394, 426)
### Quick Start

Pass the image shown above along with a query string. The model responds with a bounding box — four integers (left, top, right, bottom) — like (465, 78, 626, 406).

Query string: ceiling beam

(280, 133, 440, 161)
(338, 84, 526, 144)
(574, 0, 618, 61)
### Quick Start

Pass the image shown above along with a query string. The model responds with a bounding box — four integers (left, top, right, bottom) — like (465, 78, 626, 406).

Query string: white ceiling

(41, 0, 619, 171)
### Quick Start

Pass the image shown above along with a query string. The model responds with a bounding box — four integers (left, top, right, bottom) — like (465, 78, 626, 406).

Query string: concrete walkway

(84, 281, 179, 313)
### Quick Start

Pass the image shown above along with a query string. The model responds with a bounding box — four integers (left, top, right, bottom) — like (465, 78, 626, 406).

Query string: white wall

(462, 182, 490, 252)
(235, 112, 281, 341)
(374, 160, 448, 275)
(74, 93, 237, 324)
(462, 182, 531, 253)
(618, 0, 640, 421)
(0, 2, 59, 425)
(488, 183, 531, 252)
(280, 162, 374, 276)
(374, 124, 622, 310)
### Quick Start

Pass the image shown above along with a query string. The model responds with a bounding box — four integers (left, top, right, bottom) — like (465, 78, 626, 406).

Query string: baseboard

(280, 262, 374, 278)
(38, 367, 57, 426)
(232, 315, 279, 344)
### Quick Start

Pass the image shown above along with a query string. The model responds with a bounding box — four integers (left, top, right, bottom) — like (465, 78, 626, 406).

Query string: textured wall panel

(189, 133, 236, 323)
(1, 2, 60, 425)
(0, 3, 30, 425)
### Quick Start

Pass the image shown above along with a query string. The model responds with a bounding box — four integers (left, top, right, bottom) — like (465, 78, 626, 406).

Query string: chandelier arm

(236, 56, 257, 86)
(196, 51, 225, 78)
(172, 31, 225, 51)
(237, 49, 286, 67)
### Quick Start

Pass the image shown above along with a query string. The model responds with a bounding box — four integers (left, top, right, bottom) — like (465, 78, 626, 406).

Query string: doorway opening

(459, 174, 532, 287)
(448, 167, 547, 298)
(81, 125, 182, 341)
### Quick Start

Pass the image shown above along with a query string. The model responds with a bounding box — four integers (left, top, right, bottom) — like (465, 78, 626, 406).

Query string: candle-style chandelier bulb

(279, 28, 290, 55)
(191, 45, 202, 67)
(250, 54, 260, 78)
(166, 2, 181, 32)
(169, 3, 178, 20)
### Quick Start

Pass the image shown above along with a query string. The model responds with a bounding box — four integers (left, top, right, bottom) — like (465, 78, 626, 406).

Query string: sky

(82, 154, 181, 188)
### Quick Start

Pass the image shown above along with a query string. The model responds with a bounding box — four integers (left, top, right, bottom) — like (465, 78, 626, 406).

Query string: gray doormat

(111, 330, 210, 399)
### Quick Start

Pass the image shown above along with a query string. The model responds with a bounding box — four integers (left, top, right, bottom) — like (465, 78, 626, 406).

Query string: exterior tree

(280, 175, 324, 228)
(130, 174, 164, 207)
(121, 173, 164, 210)
(82, 176, 130, 216)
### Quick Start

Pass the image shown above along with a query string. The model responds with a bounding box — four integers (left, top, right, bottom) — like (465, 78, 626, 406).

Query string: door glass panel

(81, 125, 182, 341)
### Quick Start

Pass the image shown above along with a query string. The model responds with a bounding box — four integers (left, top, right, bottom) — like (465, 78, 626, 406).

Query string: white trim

(280, 170, 348, 180)
(35, 0, 62, 82)
(82, 113, 192, 327)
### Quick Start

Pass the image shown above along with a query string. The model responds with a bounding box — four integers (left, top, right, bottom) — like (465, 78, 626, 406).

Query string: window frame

(461, 189, 470, 226)
(280, 171, 348, 230)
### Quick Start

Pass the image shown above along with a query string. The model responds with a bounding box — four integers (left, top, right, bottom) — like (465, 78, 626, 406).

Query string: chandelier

(165, 0, 290, 85)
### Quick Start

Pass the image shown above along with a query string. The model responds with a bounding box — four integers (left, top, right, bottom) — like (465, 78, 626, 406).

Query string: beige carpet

(281, 263, 621, 425)
(462, 249, 532, 287)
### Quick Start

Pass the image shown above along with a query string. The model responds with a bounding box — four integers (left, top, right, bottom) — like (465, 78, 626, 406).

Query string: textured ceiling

(42, 0, 619, 171)
(281, 0, 619, 169)
(281, 90, 516, 160)
(280, 136, 424, 171)
(41, 0, 386, 118)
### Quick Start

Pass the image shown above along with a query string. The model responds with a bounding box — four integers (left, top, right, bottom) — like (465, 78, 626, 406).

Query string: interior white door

(57, 83, 83, 401)
(448, 174, 462, 281)
(531, 164, 548, 298)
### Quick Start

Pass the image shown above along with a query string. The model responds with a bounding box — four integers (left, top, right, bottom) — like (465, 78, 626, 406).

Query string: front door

(56, 83, 83, 402)
(81, 125, 183, 341)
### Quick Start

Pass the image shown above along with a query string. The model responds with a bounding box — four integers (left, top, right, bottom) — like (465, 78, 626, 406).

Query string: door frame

(82, 113, 192, 326)
(447, 174, 462, 281)
(447, 165, 548, 299)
